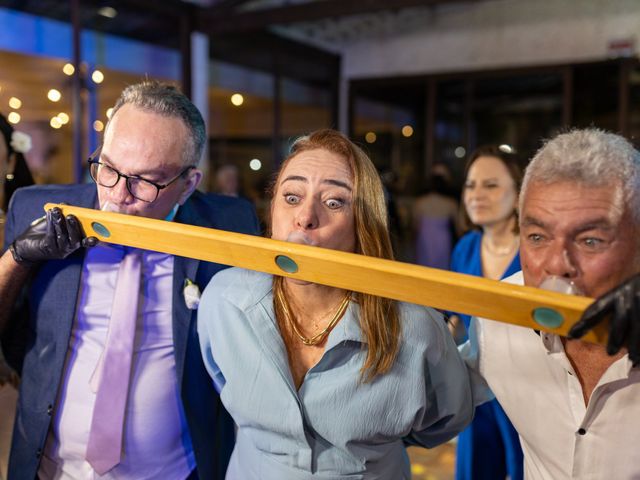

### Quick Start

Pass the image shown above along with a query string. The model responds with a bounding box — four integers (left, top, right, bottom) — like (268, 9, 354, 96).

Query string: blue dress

(450, 231, 524, 480)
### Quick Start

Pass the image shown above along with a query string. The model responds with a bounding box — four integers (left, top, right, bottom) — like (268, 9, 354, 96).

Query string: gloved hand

(9, 207, 98, 266)
(568, 274, 640, 366)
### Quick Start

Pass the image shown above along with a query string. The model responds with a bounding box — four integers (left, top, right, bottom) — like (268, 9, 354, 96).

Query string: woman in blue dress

(449, 145, 524, 480)
(198, 129, 474, 479)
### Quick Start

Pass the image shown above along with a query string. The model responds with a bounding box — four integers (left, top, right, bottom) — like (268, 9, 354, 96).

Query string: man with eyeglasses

(0, 81, 260, 480)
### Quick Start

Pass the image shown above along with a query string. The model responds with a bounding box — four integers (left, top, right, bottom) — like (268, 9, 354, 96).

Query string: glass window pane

(573, 63, 619, 132)
(351, 84, 425, 260)
(472, 73, 564, 162)
(629, 65, 640, 147)
(208, 60, 275, 226)
(281, 77, 332, 138)
(434, 80, 467, 185)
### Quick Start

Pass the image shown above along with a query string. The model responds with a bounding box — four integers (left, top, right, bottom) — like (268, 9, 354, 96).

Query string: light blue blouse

(198, 268, 473, 479)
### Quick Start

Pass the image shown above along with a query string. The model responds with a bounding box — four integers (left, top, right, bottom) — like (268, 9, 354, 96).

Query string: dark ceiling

(0, 0, 480, 85)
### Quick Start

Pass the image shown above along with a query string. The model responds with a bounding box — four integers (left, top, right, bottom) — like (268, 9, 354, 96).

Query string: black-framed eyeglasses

(87, 147, 195, 203)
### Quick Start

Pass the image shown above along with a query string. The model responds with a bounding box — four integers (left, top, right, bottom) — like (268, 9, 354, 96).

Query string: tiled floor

(408, 442, 456, 480)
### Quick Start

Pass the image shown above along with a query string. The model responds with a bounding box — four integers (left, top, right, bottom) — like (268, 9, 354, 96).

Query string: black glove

(568, 274, 640, 366)
(9, 207, 98, 266)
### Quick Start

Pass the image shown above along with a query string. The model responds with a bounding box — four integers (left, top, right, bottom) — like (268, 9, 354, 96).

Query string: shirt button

(47, 404, 53, 416)
(577, 428, 587, 435)
(36, 448, 42, 459)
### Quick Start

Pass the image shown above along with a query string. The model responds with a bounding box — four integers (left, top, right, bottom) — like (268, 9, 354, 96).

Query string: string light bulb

(91, 70, 104, 84)
(8, 112, 20, 124)
(401, 125, 414, 138)
(230, 93, 244, 106)
(48, 89, 62, 102)
(8, 97, 22, 109)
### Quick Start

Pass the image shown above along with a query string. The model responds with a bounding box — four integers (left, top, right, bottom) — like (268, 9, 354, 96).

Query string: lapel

(248, 293, 299, 397)
(218, 270, 298, 396)
(58, 185, 98, 338)
(172, 198, 204, 387)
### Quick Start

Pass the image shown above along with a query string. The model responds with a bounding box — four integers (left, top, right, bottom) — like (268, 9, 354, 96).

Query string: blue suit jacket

(2, 183, 261, 480)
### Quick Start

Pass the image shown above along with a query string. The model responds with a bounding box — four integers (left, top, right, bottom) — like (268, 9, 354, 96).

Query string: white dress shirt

(38, 244, 195, 479)
(463, 271, 640, 480)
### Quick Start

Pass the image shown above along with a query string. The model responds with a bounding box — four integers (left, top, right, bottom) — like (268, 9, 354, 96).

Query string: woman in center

(198, 129, 473, 479)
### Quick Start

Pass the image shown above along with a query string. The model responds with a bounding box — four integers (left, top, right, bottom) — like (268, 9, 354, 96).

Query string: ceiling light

(91, 70, 104, 84)
(97, 6, 117, 18)
(48, 89, 62, 102)
(50, 117, 62, 129)
(106, 107, 114, 119)
(230, 93, 244, 106)
(8, 97, 22, 109)
(93, 120, 104, 132)
(249, 158, 262, 171)
(401, 125, 413, 138)
(8, 112, 20, 124)
(499, 144, 514, 154)
(63, 63, 75, 76)
(365, 132, 377, 144)
(57, 112, 70, 125)
(454, 146, 466, 158)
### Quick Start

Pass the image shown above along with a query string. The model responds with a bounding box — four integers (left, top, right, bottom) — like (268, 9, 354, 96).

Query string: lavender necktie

(86, 248, 142, 475)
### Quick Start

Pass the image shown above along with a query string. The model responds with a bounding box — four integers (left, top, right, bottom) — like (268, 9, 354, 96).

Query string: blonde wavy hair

(271, 129, 400, 382)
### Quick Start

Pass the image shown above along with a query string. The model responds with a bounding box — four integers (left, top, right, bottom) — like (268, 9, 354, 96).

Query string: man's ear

(178, 168, 203, 205)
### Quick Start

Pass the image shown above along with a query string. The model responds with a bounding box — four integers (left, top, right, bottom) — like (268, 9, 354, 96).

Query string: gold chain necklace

(275, 285, 351, 346)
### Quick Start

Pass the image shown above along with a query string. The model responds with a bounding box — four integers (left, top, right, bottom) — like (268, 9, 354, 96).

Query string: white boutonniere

(10, 131, 32, 154)
(183, 278, 201, 310)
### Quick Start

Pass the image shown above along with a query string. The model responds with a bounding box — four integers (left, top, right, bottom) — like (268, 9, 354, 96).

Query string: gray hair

(109, 80, 205, 166)
(520, 128, 640, 222)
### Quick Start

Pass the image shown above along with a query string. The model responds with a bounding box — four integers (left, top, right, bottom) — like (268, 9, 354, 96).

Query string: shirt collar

(540, 330, 636, 378)
(506, 270, 637, 376)
(325, 301, 366, 350)
(164, 204, 179, 222)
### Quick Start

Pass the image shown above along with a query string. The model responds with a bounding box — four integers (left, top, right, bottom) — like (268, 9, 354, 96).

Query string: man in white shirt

(464, 128, 640, 479)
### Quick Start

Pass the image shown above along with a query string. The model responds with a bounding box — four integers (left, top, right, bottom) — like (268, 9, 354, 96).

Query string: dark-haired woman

(0, 112, 34, 477)
(449, 146, 524, 480)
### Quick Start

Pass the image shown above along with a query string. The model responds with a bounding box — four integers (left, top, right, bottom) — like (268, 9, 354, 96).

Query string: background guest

(448, 145, 524, 480)
(0, 112, 34, 245)
(0, 111, 33, 480)
(214, 163, 241, 197)
(413, 162, 459, 269)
